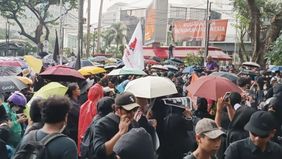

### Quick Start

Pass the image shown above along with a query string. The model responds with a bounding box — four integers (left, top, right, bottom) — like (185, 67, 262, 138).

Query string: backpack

(80, 123, 95, 159)
(13, 130, 65, 159)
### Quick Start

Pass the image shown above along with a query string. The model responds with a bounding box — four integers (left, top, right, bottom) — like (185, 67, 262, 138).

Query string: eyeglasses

(251, 132, 269, 138)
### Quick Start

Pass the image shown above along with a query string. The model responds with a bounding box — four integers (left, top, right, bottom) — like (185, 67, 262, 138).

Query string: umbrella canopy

(269, 66, 282, 72)
(209, 71, 238, 84)
(106, 58, 118, 63)
(164, 65, 178, 72)
(0, 66, 22, 76)
(0, 60, 25, 67)
(40, 65, 85, 82)
(67, 59, 94, 68)
(78, 66, 106, 76)
(0, 76, 28, 93)
(125, 76, 177, 98)
(182, 66, 195, 74)
(108, 68, 147, 76)
(43, 54, 68, 65)
(24, 55, 43, 73)
(89, 56, 108, 62)
(25, 82, 68, 116)
(242, 62, 260, 68)
(80, 79, 94, 94)
(187, 76, 242, 100)
(151, 65, 168, 71)
(16, 76, 33, 85)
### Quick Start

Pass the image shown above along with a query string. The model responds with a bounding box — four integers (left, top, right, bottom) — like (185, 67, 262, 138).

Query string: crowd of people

(1, 55, 282, 159)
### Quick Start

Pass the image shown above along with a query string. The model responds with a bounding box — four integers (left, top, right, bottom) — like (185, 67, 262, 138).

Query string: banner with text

(173, 19, 228, 42)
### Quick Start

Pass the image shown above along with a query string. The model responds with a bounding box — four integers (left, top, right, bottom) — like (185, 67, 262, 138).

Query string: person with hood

(77, 80, 104, 154)
(3, 91, 27, 148)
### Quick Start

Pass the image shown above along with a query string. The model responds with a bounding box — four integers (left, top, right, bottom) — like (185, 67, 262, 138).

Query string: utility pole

(5, 19, 10, 56)
(96, 0, 104, 54)
(78, 0, 84, 58)
(204, 0, 211, 62)
(86, 0, 91, 57)
(59, 0, 64, 58)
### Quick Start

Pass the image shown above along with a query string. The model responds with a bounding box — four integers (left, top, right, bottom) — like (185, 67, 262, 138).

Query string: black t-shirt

(17, 129, 78, 159)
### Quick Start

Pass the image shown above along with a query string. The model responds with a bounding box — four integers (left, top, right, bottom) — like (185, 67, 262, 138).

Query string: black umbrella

(0, 76, 28, 93)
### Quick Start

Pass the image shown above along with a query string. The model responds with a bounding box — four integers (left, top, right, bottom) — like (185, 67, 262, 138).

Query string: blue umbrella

(269, 66, 282, 72)
(182, 66, 195, 74)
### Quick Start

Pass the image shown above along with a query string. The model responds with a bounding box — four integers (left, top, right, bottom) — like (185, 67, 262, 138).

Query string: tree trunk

(246, 0, 261, 62)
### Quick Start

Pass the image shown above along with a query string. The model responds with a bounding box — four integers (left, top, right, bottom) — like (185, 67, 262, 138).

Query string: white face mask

(12, 106, 20, 112)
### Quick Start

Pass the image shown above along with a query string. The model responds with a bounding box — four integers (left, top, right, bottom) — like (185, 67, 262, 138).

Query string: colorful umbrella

(108, 68, 147, 76)
(0, 60, 24, 67)
(78, 66, 106, 76)
(125, 76, 177, 98)
(0, 76, 28, 93)
(40, 65, 85, 82)
(182, 66, 195, 74)
(25, 82, 68, 116)
(187, 76, 242, 100)
(16, 76, 33, 85)
(24, 55, 43, 73)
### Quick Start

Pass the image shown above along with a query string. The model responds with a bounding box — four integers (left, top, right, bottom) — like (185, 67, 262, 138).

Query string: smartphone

(223, 92, 231, 102)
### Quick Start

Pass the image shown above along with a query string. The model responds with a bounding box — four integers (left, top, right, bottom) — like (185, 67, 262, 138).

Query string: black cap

(115, 92, 139, 111)
(244, 111, 276, 136)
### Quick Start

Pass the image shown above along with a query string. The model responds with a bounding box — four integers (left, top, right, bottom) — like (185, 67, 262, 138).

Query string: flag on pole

(53, 30, 59, 64)
(122, 21, 144, 70)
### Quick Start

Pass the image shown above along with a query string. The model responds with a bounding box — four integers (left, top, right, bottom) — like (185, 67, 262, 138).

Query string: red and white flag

(122, 21, 144, 70)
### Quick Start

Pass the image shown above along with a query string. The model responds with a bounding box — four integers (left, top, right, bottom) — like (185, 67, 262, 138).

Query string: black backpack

(80, 123, 95, 159)
(13, 130, 65, 159)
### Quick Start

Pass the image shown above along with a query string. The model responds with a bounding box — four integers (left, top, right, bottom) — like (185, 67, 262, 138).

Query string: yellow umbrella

(24, 55, 43, 73)
(79, 66, 106, 76)
(16, 76, 33, 85)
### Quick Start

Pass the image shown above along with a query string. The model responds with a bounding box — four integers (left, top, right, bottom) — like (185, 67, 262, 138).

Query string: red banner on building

(173, 19, 228, 42)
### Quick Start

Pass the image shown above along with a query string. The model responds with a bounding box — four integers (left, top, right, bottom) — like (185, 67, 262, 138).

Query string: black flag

(53, 30, 59, 64)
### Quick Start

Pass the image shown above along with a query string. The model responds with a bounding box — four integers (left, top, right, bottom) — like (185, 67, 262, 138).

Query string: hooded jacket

(78, 83, 104, 154)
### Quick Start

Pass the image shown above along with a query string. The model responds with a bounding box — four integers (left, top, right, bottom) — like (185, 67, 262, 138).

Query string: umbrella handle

(146, 98, 156, 118)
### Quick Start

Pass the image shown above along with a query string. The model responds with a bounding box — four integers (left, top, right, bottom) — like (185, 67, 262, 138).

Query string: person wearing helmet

(3, 91, 27, 148)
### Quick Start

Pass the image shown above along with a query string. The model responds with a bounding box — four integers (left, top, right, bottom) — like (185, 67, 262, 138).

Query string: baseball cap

(244, 111, 276, 137)
(195, 118, 225, 139)
(115, 92, 139, 111)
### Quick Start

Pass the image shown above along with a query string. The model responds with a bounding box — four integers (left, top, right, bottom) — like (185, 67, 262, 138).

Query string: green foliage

(266, 34, 282, 65)
(184, 53, 203, 66)
(100, 23, 127, 56)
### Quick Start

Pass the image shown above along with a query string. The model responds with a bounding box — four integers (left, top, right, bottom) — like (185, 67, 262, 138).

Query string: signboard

(144, 2, 156, 44)
(173, 19, 228, 42)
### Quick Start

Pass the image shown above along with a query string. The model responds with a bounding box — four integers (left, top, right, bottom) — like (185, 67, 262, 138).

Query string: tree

(107, 23, 127, 57)
(266, 34, 282, 65)
(0, 0, 77, 51)
(233, 0, 282, 66)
